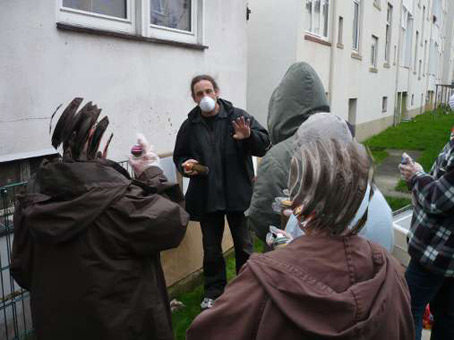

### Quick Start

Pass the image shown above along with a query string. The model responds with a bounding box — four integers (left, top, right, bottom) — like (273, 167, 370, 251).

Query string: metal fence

(0, 161, 138, 339)
(0, 182, 33, 340)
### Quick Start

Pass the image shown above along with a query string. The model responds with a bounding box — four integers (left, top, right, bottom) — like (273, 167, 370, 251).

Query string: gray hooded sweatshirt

(246, 62, 329, 241)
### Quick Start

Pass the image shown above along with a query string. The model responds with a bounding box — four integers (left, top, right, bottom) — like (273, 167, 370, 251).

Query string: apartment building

(0, 0, 249, 183)
(0, 0, 249, 291)
(247, 0, 453, 140)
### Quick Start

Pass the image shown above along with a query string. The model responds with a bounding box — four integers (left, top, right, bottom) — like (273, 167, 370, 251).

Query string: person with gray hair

(279, 113, 394, 251)
(187, 114, 414, 340)
(247, 63, 393, 252)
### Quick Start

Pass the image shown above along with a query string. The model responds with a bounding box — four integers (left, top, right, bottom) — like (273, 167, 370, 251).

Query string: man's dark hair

(190, 75, 219, 98)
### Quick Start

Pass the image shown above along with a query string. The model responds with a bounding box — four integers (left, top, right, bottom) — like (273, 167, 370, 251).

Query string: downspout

(328, 0, 338, 108)
(426, 6, 434, 110)
(393, 1, 404, 126)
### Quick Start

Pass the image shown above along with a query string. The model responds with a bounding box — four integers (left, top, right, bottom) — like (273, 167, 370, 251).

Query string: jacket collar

(188, 98, 233, 124)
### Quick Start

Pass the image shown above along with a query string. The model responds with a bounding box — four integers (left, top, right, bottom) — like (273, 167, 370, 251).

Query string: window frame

(305, 0, 331, 40)
(58, 0, 135, 34)
(146, 0, 200, 44)
(384, 3, 392, 63)
(352, 0, 361, 52)
(382, 96, 388, 112)
(57, 0, 203, 45)
(371, 35, 379, 68)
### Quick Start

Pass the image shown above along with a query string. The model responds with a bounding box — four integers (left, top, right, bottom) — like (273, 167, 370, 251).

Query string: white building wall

(247, 0, 454, 140)
(0, 0, 248, 162)
(246, 0, 300, 126)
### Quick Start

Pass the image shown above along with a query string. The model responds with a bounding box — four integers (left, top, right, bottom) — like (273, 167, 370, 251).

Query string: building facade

(0, 0, 250, 289)
(247, 0, 454, 140)
(0, 0, 249, 183)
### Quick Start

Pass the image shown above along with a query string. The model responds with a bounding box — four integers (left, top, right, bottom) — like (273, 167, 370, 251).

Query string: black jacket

(173, 99, 270, 221)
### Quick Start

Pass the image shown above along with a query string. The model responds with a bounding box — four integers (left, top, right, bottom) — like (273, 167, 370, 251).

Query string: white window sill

(56, 22, 208, 51)
(304, 32, 331, 47)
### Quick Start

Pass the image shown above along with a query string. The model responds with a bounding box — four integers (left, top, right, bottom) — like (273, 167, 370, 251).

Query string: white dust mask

(199, 96, 216, 112)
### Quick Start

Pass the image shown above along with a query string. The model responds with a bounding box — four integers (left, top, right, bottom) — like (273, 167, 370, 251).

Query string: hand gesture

(232, 116, 251, 140)
(182, 159, 199, 176)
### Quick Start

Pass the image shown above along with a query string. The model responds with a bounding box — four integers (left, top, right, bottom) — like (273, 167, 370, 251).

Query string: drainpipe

(328, 0, 338, 108)
(394, 0, 404, 126)
(425, 6, 434, 110)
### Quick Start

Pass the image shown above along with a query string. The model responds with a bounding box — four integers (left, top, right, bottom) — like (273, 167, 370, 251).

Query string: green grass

(172, 236, 265, 340)
(370, 149, 389, 166)
(365, 110, 453, 191)
(384, 196, 412, 211)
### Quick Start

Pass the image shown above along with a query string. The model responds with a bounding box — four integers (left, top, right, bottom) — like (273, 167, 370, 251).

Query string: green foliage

(385, 196, 412, 211)
(365, 110, 453, 190)
(370, 149, 389, 166)
(395, 179, 410, 192)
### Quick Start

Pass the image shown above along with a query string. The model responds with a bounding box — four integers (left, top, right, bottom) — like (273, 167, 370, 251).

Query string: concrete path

(374, 149, 420, 198)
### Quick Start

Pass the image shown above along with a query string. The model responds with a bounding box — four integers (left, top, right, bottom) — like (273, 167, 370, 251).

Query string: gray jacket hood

(268, 62, 330, 144)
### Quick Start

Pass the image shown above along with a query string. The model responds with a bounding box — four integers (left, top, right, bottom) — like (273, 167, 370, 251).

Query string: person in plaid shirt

(399, 122, 454, 340)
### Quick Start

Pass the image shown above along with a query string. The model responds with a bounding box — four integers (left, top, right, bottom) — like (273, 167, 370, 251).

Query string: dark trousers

(405, 259, 454, 340)
(200, 211, 253, 299)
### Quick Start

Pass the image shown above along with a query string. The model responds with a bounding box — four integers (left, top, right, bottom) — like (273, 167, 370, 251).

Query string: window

(429, 41, 439, 75)
(151, 0, 191, 32)
(419, 59, 422, 77)
(305, 0, 330, 39)
(352, 0, 361, 51)
(401, 9, 413, 67)
(421, 6, 426, 45)
(63, 0, 127, 18)
(384, 3, 392, 63)
(58, 0, 202, 44)
(338, 16, 344, 45)
(401, 7, 407, 29)
(348, 98, 358, 131)
(414, 31, 419, 70)
(423, 40, 428, 75)
(411, 94, 414, 106)
(382, 96, 388, 112)
(371, 35, 378, 68)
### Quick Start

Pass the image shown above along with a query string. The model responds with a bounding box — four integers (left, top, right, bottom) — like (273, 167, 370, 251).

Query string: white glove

(128, 133, 161, 177)
(266, 226, 293, 249)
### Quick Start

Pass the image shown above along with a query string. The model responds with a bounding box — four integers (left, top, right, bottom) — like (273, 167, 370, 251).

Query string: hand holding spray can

(401, 152, 413, 165)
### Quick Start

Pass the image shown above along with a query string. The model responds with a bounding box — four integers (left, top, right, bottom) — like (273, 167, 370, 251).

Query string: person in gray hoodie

(246, 62, 330, 241)
(247, 62, 394, 253)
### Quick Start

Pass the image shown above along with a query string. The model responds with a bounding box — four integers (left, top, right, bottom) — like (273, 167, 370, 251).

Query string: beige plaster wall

(161, 220, 233, 287)
(355, 115, 395, 142)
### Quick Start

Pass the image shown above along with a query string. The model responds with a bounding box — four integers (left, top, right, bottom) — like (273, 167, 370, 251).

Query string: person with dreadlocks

(10, 98, 189, 340)
(187, 113, 414, 340)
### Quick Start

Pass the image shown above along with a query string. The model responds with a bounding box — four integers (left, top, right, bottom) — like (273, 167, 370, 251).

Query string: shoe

(200, 297, 215, 310)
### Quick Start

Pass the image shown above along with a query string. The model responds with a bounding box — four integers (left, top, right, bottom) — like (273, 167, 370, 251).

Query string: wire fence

(0, 182, 33, 340)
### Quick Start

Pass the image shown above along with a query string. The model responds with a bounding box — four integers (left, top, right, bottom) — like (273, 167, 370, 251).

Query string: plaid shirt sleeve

(410, 143, 454, 216)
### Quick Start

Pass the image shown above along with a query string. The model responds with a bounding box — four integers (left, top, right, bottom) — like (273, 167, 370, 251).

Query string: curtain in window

(151, 0, 191, 32)
(63, 0, 127, 19)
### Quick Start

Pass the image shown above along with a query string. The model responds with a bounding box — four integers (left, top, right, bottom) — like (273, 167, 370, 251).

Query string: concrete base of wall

(355, 115, 394, 142)
(161, 220, 234, 287)
(404, 106, 424, 119)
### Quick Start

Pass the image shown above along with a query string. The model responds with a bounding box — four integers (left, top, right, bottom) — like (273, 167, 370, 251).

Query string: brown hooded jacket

(187, 235, 414, 339)
(11, 159, 189, 340)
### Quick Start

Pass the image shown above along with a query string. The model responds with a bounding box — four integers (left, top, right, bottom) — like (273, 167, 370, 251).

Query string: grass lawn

(384, 196, 412, 211)
(172, 237, 265, 340)
(366, 109, 454, 191)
